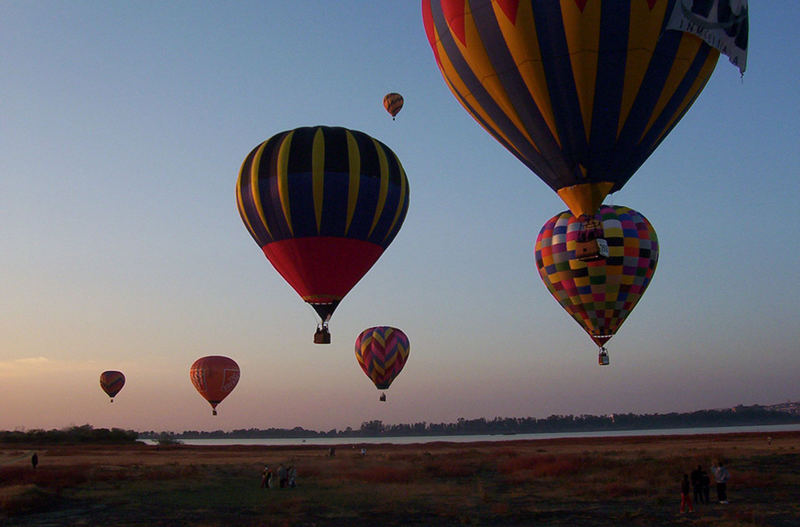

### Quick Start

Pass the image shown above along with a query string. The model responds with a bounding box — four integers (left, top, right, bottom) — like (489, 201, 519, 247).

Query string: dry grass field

(1, 431, 798, 526)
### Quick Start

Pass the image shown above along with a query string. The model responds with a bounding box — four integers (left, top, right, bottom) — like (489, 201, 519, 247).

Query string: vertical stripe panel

(651, 48, 718, 147)
(493, 0, 559, 145)
(459, 2, 538, 155)
(588, 2, 628, 175)
(639, 35, 703, 142)
(477, 0, 571, 185)
(249, 142, 274, 241)
(236, 153, 260, 241)
(368, 139, 389, 238)
(383, 155, 408, 245)
(562, 0, 601, 145)
(618, 0, 669, 137)
(312, 128, 325, 234)
(531, 1, 587, 178)
(345, 131, 361, 234)
(277, 131, 294, 236)
(430, 1, 537, 167)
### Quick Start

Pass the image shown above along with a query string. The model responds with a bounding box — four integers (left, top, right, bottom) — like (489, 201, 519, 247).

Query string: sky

(1, 1, 798, 433)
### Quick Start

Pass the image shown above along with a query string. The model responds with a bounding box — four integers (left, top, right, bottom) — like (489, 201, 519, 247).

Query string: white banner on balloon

(666, 0, 748, 74)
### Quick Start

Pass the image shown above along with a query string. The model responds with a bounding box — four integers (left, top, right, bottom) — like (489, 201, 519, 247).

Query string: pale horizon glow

(1, 2, 798, 433)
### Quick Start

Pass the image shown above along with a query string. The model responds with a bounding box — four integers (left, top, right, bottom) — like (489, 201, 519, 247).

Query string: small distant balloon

(383, 92, 403, 120)
(99, 371, 125, 402)
(189, 356, 240, 416)
(355, 326, 409, 401)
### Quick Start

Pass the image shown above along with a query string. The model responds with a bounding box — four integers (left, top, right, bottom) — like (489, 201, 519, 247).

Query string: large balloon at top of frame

(534, 205, 658, 356)
(422, 0, 746, 217)
(236, 126, 410, 343)
(99, 370, 125, 402)
(190, 356, 240, 416)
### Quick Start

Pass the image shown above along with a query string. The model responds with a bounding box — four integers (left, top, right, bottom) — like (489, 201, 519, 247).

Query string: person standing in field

(701, 469, 711, 504)
(261, 465, 272, 489)
(690, 465, 703, 504)
(288, 465, 297, 488)
(712, 461, 730, 504)
(680, 474, 694, 513)
(31, 453, 38, 469)
(278, 463, 288, 488)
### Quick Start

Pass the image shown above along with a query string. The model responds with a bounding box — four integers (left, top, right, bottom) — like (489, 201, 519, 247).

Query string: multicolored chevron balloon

(355, 326, 410, 392)
(534, 205, 658, 349)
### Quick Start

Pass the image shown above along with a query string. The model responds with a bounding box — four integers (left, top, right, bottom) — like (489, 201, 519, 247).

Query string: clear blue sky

(1, 1, 797, 432)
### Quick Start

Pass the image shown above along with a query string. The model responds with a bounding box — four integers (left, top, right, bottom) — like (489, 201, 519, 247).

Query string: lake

(139, 423, 800, 446)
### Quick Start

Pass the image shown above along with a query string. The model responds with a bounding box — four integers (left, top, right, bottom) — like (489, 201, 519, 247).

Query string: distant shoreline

(138, 423, 800, 446)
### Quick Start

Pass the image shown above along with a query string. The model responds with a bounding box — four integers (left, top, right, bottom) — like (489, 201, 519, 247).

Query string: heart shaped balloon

(534, 205, 658, 349)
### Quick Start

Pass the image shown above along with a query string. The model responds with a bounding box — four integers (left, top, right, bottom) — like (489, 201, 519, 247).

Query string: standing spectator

(261, 465, 272, 489)
(712, 461, 730, 504)
(31, 453, 38, 469)
(701, 469, 711, 504)
(680, 474, 694, 513)
(278, 464, 288, 488)
(288, 465, 297, 488)
(690, 465, 703, 504)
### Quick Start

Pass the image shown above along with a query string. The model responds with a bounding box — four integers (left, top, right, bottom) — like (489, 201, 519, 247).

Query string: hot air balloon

(355, 326, 409, 401)
(236, 126, 410, 343)
(190, 356, 240, 415)
(422, 1, 731, 220)
(99, 371, 125, 402)
(383, 92, 404, 120)
(534, 206, 658, 364)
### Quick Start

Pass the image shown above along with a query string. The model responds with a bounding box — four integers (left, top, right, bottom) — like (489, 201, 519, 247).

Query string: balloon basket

(212, 409, 218, 416)
(598, 348, 610, 366)
(575, 217, 608, 261)
(575, 238, 608, 261)
(314, 326, 331, 344)
(379, 393, 386, 402)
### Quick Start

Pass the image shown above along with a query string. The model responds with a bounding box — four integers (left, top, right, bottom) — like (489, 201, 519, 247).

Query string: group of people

(261, 463, 297, 489)
(680, 461, 730, 513)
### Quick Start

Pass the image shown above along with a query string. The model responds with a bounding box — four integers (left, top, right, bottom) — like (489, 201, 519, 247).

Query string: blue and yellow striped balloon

(236, 126, 410, 324)
(422, 0, 719, 216)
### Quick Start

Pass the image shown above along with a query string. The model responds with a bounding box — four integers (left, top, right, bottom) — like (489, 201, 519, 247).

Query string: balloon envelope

(383, 92, 404, 118)
(189, 356, 240, 413)
(355, 326, 410, 390)
(422, 0, 719, 216)
(236, 126, 410, 326)
(534, 205, 658, 348)
(99, 371, 125, 400)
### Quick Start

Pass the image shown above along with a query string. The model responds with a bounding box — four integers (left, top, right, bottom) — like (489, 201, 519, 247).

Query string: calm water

(139, 423, 800, 447)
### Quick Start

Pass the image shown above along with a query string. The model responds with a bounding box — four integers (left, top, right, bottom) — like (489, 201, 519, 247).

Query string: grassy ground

(1, 431, 798, 526)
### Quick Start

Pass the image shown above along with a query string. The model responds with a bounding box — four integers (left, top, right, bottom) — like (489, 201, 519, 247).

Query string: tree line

(139, 404, 800, 440)
(0, 424, 138, 444)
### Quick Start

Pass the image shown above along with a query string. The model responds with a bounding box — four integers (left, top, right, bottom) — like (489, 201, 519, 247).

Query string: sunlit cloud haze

(1, 2, 798, 433)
